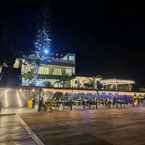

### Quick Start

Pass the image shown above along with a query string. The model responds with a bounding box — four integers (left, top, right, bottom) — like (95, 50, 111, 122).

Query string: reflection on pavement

(0, 108, 35, 115)
(20, 108, 145, 145)
(0, 115, 36, 145)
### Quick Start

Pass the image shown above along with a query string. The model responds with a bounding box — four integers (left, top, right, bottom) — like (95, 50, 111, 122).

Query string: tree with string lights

(34, 24, 51, 60)
(22, 8, 52, 87)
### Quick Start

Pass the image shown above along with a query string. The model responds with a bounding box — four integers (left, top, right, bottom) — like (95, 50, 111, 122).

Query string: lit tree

(30, 23, 51, 85)
(34, 25, 51, 60)
(23, 10, 52, 86)
(20, 6, 52, 88)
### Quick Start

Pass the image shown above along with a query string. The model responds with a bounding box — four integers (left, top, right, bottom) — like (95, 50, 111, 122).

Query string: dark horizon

(0, 0, 145, 87)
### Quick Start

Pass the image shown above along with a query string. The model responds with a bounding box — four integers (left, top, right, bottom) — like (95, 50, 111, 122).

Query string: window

(69, 55, 75, 62)
(53, 68, 62, 75)
(65, 68, 72, 76)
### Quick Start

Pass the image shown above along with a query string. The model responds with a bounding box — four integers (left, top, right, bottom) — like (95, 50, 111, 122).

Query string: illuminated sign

(101, 79, 135, 85)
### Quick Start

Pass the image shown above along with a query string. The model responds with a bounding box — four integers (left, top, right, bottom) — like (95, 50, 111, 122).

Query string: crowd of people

(33, 93, 145, 112)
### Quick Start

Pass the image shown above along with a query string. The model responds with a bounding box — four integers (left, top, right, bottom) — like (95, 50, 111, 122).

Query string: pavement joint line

(0, 113, 16, 116)
(16, 114, 45, 145)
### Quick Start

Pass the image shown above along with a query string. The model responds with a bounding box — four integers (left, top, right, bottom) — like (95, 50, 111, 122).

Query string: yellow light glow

(32, 88, 35, 93)
(16, 91, 23, 107)
(101, 79, 135, 85)
(19, 88, 22, 92)
(4, 89, 9, 107)
(42, 88, 96, 94)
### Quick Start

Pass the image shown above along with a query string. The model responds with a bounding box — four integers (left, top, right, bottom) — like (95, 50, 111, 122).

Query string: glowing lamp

(44, 49, 49, 55)
(32, 88, 35, 93)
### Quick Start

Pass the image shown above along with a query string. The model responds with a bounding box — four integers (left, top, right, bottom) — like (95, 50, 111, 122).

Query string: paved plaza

(20, 108, 145, 145)
(1, 108, 145, 145)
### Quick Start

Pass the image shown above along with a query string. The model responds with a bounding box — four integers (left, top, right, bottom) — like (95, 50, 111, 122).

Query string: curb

(0, 113, 16, 116)
(16, 114, 45, 145)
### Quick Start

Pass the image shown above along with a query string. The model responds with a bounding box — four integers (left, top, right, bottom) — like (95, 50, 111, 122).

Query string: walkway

(0, 115, 36, 145)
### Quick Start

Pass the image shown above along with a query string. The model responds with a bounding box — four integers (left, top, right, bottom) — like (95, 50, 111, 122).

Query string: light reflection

(16, 90, 23, 107)
(4, 89, 9, 107)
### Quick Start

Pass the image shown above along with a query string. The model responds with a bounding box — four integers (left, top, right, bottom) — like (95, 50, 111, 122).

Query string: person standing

(0, 98, 2, 112)
(113, 97, 116, 108)
(88, 100, 91, 110)
(95, 98, 98, 109)
(82, 100, 85, 110)
(38, 97, 43, 111)
(70, 100, 73, 110)
(32, 97, 35, 108)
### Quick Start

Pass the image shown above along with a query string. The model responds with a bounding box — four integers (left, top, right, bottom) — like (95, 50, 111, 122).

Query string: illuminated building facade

(100, 79, 135, 91)
(70, 76, 102, 89)
(14, 53, 76, 88)
(0, 55, 136, 109)
(13, 55, 135, 92)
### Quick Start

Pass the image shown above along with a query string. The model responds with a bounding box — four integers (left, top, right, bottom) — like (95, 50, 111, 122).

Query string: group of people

(1, 93, 144, 112)
(33, 94, 137, 112)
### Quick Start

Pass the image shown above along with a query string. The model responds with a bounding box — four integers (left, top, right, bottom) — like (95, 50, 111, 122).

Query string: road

(19, 107, 145, 145)
(0, 115, 36, 145)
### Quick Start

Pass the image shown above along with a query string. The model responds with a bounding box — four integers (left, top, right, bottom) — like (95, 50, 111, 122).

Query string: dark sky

(0, 0, 145, 87)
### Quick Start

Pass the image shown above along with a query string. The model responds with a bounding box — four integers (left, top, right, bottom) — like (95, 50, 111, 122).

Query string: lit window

(65, 68, 72, 76)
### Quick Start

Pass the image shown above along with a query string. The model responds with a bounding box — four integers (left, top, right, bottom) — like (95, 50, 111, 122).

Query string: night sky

(0, 0, 145, 87)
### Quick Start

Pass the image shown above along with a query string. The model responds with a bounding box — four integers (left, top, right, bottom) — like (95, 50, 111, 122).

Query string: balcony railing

(46, 58, 75, 65)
